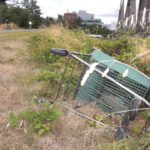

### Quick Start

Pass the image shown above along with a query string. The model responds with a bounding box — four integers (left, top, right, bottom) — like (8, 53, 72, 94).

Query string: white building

(77, 10, 102, 25)
(81, 19, 102, 25)
(77, 10, 94, 20)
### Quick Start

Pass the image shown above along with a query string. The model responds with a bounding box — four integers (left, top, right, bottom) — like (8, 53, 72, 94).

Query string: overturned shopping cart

(50, 48, 150, 139)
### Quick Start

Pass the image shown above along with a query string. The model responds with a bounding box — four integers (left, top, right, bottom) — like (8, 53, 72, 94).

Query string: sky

(7, 0, 120, 24)
(36, 0, 120, 24)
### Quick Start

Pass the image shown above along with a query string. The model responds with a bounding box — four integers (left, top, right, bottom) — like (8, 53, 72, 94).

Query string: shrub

(8, 103, 61, 135)
(28, 34, 57, 63)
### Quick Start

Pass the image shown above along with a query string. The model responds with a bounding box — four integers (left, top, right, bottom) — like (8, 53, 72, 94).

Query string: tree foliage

(21, 0, 42, 28)
(81, 24, 112, 37)
(42, 17, 55, 27)
(0, 0, 42, 28)
(59, 16, 111, 37)
(0, 0, 6, 5)
(66, 17, 82, 29)
(8, 6, 31, 27)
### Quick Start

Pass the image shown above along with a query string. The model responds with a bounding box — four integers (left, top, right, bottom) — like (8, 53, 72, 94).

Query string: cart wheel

(115, 127, 127, 140)
(37, 99, 54, 104)
(145, 89, 150, 101)
(129, 98, 140, 121)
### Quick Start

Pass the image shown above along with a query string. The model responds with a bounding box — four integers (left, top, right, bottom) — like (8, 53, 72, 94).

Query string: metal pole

(61, 103, 116, 130)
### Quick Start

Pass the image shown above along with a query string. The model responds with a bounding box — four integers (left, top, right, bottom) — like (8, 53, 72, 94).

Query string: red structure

(64, 12, 77, 21)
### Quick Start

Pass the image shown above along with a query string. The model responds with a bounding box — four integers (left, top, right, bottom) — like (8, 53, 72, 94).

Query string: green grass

(8, 102, 61, 136)
(27, 25, 149, 76)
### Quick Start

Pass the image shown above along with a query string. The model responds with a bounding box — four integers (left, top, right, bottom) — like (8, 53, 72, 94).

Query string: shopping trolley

(50, 48, 150, 139)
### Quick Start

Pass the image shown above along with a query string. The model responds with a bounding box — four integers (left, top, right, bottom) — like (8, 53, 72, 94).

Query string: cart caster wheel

(37, 99, 54, 104)
(129, 98, 140, 121)
(129, 111, 137, 121)
(115, 128, 127, 140)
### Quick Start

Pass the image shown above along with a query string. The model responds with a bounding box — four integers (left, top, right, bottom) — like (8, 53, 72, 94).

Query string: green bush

(8, 112, 18, 127)
(33, 70, 61, 97)
(133, 126, 142, 134)
(35, 70, 60, 83)
(8, 103, 61, 135)
(28, 27, 135, 63)
(28, 34, 58, 63)
(96, 36, 135, 58)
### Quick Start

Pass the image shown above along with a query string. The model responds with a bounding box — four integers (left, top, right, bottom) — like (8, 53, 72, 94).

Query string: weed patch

(8, 103, 61, 136)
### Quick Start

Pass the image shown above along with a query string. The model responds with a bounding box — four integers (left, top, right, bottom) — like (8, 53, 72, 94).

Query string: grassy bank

(28, 25, 150, 76)
(0, 26, 149, 150)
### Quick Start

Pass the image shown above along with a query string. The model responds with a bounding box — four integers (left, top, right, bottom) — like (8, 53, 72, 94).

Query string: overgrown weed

(8, 102, 61, 136)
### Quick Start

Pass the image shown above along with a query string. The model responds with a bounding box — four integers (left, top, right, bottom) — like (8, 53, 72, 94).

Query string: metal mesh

(76, 69, 134, 112)
(56, 50, 150, 113)
(75, 50, 149, 112)
(92, 50, 150, 88)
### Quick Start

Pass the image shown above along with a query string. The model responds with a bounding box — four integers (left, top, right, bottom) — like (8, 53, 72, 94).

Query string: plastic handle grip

(51, 48, 69, 57)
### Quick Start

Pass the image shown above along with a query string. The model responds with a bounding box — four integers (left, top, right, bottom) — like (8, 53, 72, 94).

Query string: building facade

(64, 12, 77, 21)
(81, 19, 102, 25)
(63, 10, 101, 25)
(77, 10, 102, 25)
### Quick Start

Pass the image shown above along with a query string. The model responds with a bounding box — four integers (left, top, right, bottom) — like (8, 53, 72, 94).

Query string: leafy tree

(0, 0, 6, 23)
(0, 5, 31, 28)
(67, 17, 82, 29)
(0, 5, 8, 23)
(82, 24, 112, 37)
(0, 0, 6, 5)
(11, 0, 20, 7)
(0, 0, 42, 28)
(21, 0, 42, 28)
(7, 6, 31, 28)
(21, 0, 30, 9)
(62, 17, 82, 29)
(57, 14, 64, 23)
(42, 17, 55, 27)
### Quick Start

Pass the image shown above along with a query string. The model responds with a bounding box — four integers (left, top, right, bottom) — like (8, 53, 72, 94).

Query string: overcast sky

(7, 0, 120, 24)
(36, 0, 120, 24)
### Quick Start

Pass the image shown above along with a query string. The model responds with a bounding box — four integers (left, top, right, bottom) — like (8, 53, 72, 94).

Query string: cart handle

(51, 48, 69, 57)
(51, 48, 91, 57)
